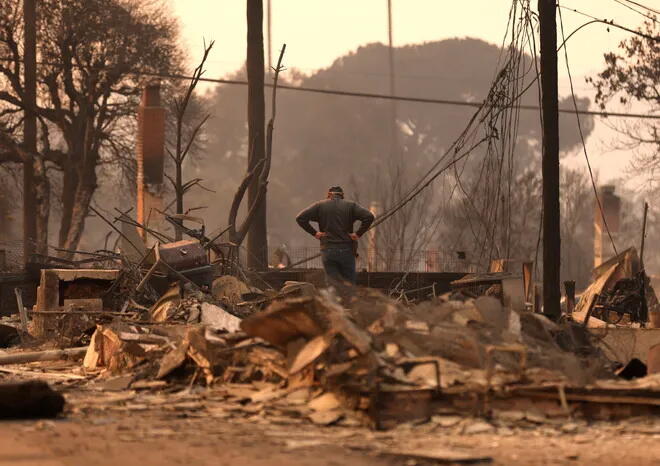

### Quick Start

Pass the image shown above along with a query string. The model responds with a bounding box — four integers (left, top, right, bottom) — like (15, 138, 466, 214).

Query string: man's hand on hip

(349, 233, 359, 241)
(315, 232, 327, 240)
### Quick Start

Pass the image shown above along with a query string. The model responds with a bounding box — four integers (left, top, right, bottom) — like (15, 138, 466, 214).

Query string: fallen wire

(286, 0, 533, 271)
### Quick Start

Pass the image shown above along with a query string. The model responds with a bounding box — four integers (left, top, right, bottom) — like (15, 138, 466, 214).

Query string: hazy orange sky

(170, 0, 657, 186)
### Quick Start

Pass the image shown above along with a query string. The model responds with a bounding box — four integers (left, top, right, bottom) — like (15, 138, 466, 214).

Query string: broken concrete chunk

(383, 446, 492, 464)
(406, 361, 440, 388)
(493, 410, 525, 422)
(462, 420, 495, 435)
(308, 392, 341, 412)
(431, 415, 462, 427)
(200, 302, 241, 332)
(474, 296, 507, 330)
(308, 409, 343, 426)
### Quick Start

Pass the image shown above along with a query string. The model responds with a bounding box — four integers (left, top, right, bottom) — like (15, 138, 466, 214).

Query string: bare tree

(228, 45, 286, 249)
(358, 168, 447, 272)
(166, 41, 213, 240)
(559, 168, 592, 287)
(0, 0, 181, 254)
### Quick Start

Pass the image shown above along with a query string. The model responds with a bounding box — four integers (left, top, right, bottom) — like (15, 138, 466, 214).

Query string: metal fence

(2, 239, 478, 274)
(0, 240, 24, 272)
(0, 240, 119, 272)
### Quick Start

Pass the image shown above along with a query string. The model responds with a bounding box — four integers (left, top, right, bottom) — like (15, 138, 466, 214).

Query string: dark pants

(321, 247, 356, 285)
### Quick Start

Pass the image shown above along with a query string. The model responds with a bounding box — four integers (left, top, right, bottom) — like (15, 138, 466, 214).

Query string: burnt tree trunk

(33, 157, 49, 255)
(58, 163, 77, 248)
(58, 115, 98, 256)
(246, 0, 268, 270)
(23, 0, 37, 264)
(61, 173, 96, 253)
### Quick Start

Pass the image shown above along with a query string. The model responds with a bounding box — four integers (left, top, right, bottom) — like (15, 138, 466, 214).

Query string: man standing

(296, 186, 375, 285)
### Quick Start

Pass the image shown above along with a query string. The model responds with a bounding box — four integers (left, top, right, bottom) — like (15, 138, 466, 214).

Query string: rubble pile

(34, 276, 633, 429)
(3, 236, 660, 430)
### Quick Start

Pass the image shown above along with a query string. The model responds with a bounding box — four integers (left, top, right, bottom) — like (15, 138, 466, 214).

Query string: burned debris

(0, 2, 658, 464)
(2, 223, 660, 432)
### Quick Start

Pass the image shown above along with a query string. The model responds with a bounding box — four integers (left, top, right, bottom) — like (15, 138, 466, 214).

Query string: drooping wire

(522, 2, 545, 280)
(0, 55, 657, 120)
(620, 0, 660, 16)
(558, 2, 619, 257)
(559, 4, 660, 42)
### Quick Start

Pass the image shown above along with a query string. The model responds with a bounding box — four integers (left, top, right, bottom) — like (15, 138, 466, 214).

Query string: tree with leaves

(588, 17, 659, 190)
(0, 0, 181, 255)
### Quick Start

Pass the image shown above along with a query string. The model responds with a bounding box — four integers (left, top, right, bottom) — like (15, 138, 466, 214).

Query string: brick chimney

(594, 184, 621, 267)
(136, 81, 166, 243)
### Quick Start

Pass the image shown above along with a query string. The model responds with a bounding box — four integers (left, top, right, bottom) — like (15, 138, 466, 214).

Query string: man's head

(327, 186, 344, 199)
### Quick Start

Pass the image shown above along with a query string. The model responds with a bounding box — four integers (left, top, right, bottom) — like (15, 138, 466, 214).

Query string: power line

(559, 4, 660, 42)
(620, 0, 660, 16)
(611, 0, 658, 23)
(143, 70, 660, 120)
(558, 4, 619, 256)
(0, 56, 658, 120)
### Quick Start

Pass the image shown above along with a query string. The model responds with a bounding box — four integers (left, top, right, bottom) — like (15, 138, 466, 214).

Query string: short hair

(328, 186, 344, 194)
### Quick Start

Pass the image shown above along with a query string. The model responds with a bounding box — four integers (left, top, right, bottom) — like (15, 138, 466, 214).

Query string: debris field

(1, 237, 660, 465)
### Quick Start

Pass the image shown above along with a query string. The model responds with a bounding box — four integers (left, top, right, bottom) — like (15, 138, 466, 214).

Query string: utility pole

(538, 0, 561, 320)
(386, 0, 398, 156)
(23, 0, 37, 267)
(267, 0, 272, 75)
(386, 0, 395, 98)
(246, 0, 268, 270)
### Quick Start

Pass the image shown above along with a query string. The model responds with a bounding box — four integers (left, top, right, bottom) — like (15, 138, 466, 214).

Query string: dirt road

(2, 409, 660, 466)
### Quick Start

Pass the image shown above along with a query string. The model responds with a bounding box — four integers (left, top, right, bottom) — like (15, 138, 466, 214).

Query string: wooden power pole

(386, 0, 395, 98)
(538, 0, 561, 320)
(23, 0, 37, 267)
(267, 0, 272, 75)
(246, 0, 268, 270)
